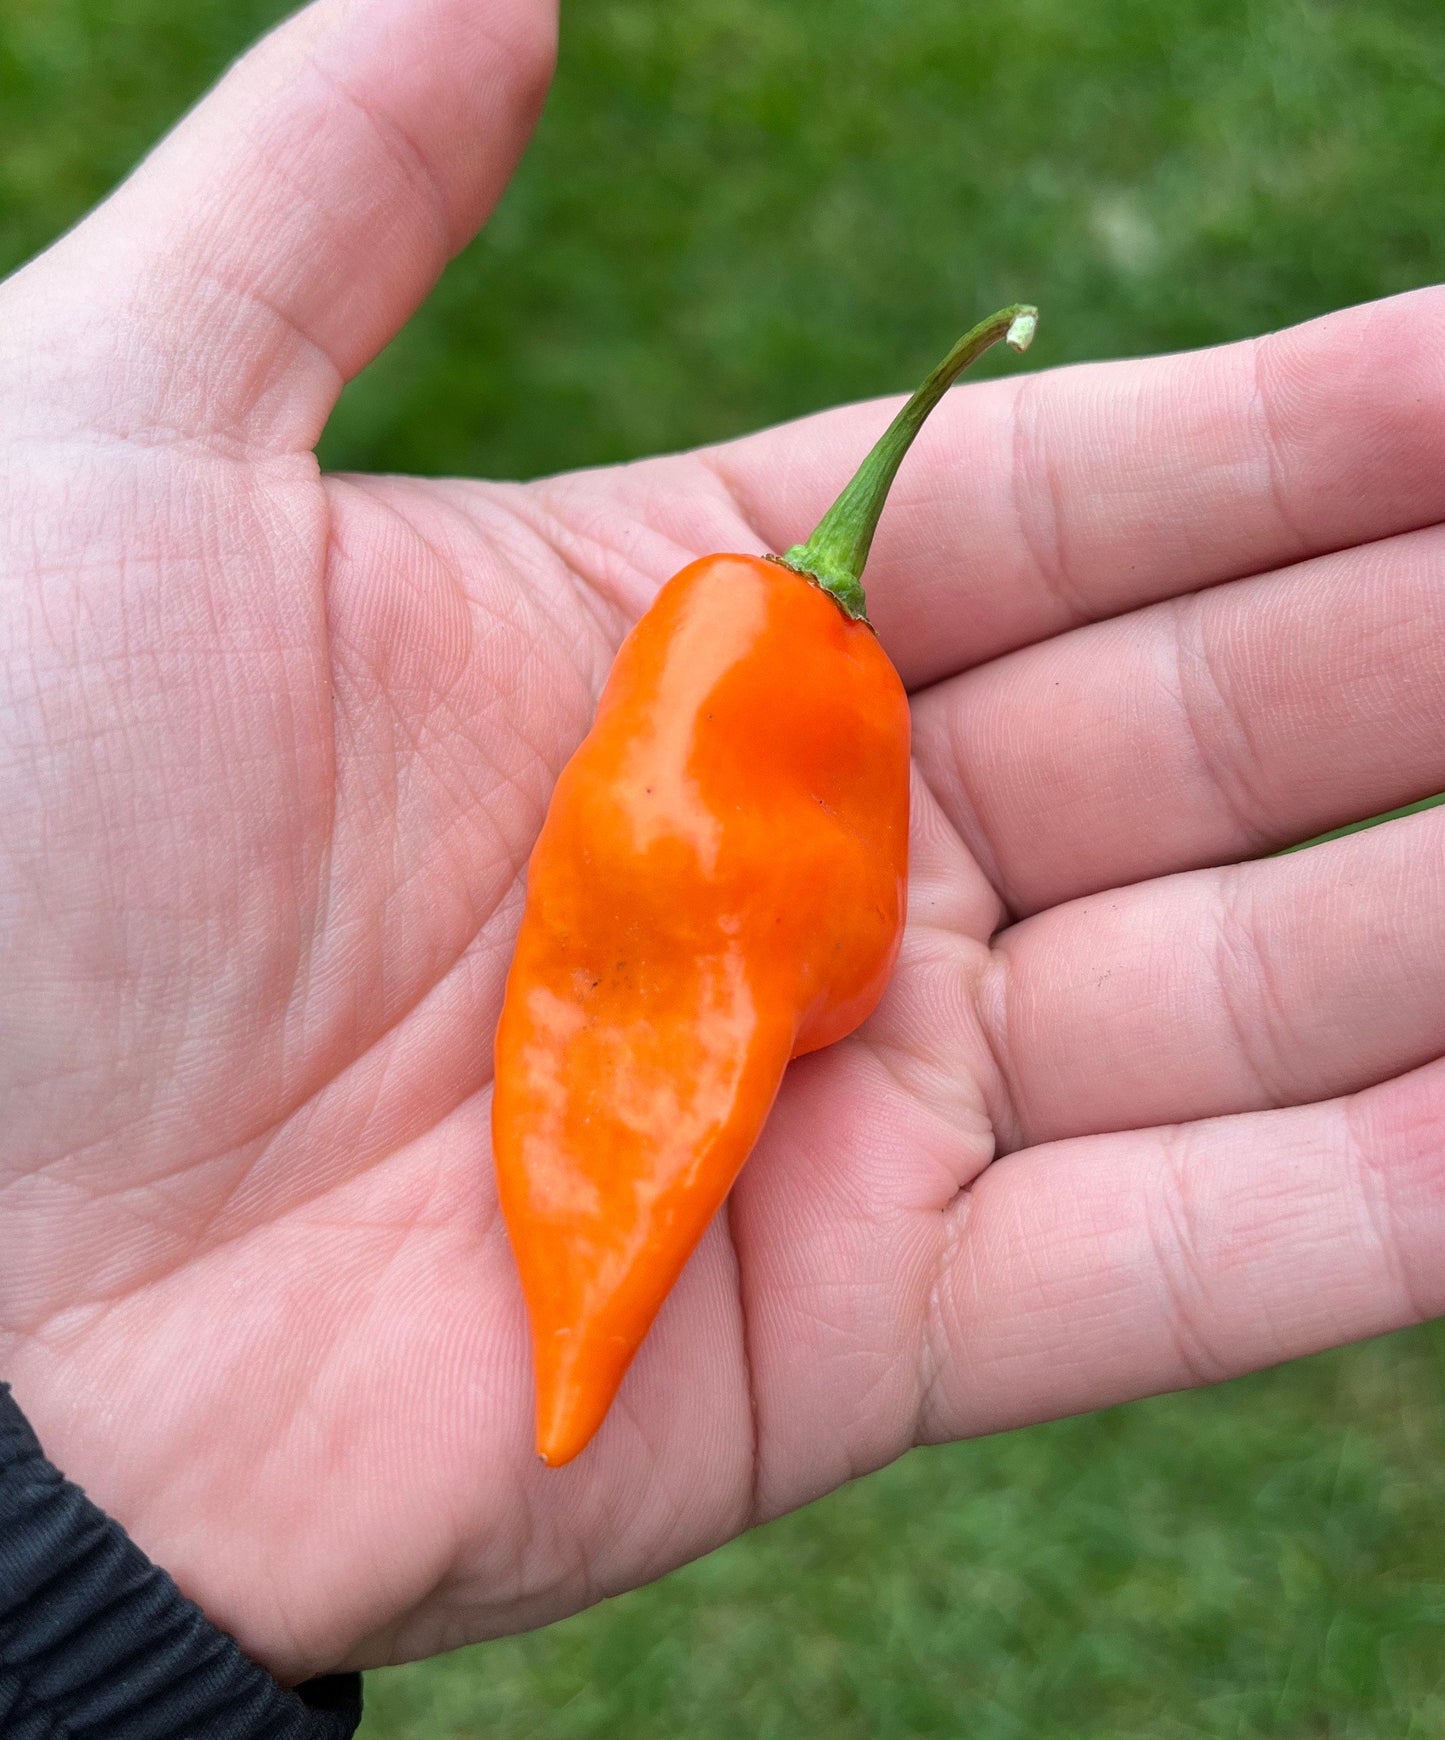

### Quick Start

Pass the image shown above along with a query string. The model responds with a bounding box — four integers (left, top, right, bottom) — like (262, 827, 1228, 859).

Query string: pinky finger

(920, 1057, 1445, 1442)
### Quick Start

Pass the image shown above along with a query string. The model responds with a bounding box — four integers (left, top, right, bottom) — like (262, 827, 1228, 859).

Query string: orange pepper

(493, 305, 1038, 1465)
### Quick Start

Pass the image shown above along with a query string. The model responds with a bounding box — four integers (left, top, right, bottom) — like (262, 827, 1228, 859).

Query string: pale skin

(2, 0, 1444, 1689)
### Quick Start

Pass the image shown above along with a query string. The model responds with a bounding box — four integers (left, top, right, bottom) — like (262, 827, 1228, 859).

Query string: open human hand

(3, 0, 1443, 1687)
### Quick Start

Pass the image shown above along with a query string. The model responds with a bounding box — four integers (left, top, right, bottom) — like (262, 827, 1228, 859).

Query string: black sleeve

(0, 1382, 362, 1739)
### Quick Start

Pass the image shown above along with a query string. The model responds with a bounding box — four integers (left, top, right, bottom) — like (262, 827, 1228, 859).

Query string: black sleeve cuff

(0, 1382, 362, 1739)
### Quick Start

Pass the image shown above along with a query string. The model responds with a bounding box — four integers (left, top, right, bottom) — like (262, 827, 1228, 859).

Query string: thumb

(3, 0, 555, 453)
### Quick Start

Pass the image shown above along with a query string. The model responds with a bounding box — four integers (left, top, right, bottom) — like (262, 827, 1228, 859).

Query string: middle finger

(913, 521, 1445, 914)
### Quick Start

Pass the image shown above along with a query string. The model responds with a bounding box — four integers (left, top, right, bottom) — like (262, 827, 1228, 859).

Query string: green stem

(779, 304, 1038, 621)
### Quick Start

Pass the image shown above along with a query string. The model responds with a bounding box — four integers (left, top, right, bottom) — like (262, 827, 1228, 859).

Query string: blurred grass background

(4, 0, 1445, 1732)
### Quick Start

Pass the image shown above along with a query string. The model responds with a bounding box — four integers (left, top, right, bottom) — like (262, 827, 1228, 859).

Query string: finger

(3, 0, 555, 451)
(699, 289, 1445, 690)
(919, 1054, 1445, 1445)
(911, 519, 1445, 913)
(984, 805, 1445, 1149)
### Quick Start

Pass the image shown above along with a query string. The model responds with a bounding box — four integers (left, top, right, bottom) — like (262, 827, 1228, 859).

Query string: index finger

(702, 288, 1445, 690)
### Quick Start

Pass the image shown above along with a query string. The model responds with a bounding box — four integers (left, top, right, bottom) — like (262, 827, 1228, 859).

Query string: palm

(3, 0, 1444, 1688)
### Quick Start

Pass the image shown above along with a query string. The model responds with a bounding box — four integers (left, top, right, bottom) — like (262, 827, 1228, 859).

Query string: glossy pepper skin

(493, 554, 909, 1465)
(492, 305, 1038, 1465)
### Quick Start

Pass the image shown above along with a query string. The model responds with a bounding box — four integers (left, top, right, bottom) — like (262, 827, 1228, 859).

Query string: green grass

(4, 0, 1445, 1733)
(363, 1329, 1445, 1740)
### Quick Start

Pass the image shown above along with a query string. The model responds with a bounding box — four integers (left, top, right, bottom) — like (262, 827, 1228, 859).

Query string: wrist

(0, 1382, 362, 1740)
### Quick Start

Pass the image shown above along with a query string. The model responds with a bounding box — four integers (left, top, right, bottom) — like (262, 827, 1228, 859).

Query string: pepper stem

(779, 304, 1038, 621)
